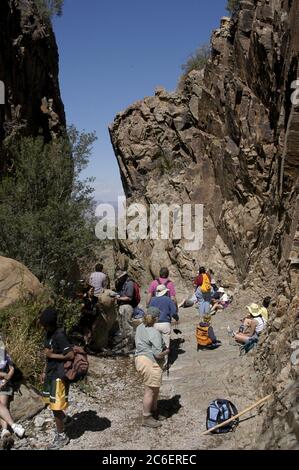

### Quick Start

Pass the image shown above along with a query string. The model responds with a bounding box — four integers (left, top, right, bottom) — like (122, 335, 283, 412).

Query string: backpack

(131, 280, 141, 308)
(206, 399, 239, 433)
(64, 346, 89, 382)
(200, 273, 211, 293)
(196, 325, 213, 347)
(154, 278, 171, 296)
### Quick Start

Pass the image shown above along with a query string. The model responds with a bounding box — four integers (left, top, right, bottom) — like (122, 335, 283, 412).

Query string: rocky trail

(14, 290, 264, 451)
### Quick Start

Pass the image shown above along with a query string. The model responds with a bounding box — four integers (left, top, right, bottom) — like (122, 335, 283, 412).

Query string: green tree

(34, 0, 64, 19)
(0, 126, 97, 286)
(226, 0, 241, 14)
(181, 44, 211, 75)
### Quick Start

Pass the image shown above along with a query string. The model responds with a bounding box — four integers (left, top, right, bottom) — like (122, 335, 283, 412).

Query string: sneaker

(48, 433, 70, 450)
(152, 411, 167, 421)
(1, 429, 11, 440)
(142, 415, 162, 428)
(11, 423, 25, 438)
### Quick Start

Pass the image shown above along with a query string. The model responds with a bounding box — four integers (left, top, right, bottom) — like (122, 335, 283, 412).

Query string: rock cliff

(0, 0, 66, 173)
(110, 0, 299, 449)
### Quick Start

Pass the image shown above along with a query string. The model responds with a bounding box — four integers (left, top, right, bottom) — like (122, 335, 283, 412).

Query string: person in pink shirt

(147, 268, 177, 308)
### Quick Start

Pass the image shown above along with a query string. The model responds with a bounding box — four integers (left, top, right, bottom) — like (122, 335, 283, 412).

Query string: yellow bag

(200, 273, 211, 293)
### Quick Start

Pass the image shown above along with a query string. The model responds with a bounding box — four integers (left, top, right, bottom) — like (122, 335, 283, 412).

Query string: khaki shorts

(135, 356, 163, 388)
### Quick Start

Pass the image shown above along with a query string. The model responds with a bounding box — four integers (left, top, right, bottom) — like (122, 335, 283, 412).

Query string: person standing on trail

(149, 285, 179, 351)
(40, 308, 74, 450)
(135, 307, 170, 428)
(195, 267, 212, 318)
(115, 271, 135, 350)
(147, 268, 177, 308)
(80, 285, 99, 346)
(0, 337, 25, 440)
(89, 263, 107, 297)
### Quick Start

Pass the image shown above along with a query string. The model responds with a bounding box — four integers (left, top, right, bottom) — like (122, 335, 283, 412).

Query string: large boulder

(10, 384, 45, 423)
(0, 256, 42, 310)
(90, 290, 118, 351)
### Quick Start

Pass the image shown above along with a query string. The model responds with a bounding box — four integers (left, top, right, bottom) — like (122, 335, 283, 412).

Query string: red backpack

(131, 281, 141, 308)
(64, 346, 89, 382)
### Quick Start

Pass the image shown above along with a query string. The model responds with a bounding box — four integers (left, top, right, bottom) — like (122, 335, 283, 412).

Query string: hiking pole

(201, 394, 273, 436)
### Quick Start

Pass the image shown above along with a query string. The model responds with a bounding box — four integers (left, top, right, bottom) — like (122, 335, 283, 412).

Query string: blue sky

(53, 0, 228, 202)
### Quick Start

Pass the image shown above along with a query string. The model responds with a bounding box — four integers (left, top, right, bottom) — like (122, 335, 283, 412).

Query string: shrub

(0, 288, 83, 387)
(34, 0, 64, 19)
(181, 43, 211, 75)
(0, 292, 50, 385)
(0, 127, 97, 287)
(226, 0, 241, 14)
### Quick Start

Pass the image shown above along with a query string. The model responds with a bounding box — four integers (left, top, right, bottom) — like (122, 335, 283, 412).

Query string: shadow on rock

(158, 394, 182, 418)
(66, 410, 111, 439)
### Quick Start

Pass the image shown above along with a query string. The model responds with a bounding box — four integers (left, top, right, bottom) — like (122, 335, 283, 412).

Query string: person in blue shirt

(149, 284, 179, 351)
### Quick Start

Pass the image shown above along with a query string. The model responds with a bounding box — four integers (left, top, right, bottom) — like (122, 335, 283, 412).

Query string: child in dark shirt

(40, 308, 74, 450)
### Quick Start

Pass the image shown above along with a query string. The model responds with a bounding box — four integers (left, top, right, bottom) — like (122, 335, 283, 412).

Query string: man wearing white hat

(149, 285, 179, 351)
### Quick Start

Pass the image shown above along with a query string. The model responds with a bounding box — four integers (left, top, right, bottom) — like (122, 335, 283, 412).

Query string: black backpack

(206, 399, 239, 434)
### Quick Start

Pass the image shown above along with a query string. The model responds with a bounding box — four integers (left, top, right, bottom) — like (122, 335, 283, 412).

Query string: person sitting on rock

(0, 337, 25, 440)
(259, 297, 271, 322)
(147, 268, 177, 309)
(196, 315, 221, 351)
(149, 284, 179, 355)
(135, 307, 170, 428)
(80, 285, 99, 346)
(228, 303, 267, 345)
(210, 290, 232, 314)
(40, 308, 74, 450)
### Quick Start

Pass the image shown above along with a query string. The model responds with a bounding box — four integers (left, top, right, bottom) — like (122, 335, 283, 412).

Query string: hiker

(195, 267, 212, 318)
(208, 269, 218, 292)
(196, 315, 221, 350)
(115, 271, 136, 350)
(259, 297, 271, 322)
(0, 338, 25, 440)
(178, 294, 197, 309)
(149, 284, 179, 351)
(228, 303, 267, 345)
(147, 268, 177, 308)
(80, 285, 99, 346)
(135, 307, 170, 428)
(89, 263, 107, 297)
(210, 290, 231, 314)
(40, 308, 74, 449)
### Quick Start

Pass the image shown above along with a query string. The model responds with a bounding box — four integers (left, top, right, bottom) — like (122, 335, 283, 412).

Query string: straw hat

(156, 284, 169, 297)
(246, 303, 261, 317)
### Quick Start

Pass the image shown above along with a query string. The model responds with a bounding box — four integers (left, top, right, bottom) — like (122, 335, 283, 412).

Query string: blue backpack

(206, 399, 239, 433)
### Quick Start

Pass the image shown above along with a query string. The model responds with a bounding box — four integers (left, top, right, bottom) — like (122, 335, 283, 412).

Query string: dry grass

(0, 291, 51, 385)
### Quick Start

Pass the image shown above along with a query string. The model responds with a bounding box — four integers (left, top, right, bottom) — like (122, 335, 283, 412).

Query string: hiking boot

(11, 423, 25, 438)
(142, 415, 162, 428)
(47, 432, 70, 450)
(152, 411, 167, 421)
